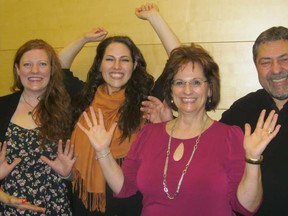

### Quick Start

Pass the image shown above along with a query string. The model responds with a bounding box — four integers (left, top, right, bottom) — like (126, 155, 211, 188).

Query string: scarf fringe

(73, 171, 106, 213)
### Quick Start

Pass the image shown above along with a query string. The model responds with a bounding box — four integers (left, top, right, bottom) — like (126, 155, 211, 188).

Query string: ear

(133, 61, 138, 70)
(208, 84, 212, 97)
(15, 64, 20, 75)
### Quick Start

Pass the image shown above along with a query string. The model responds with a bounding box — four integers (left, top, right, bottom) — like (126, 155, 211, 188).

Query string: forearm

(237, 164, 262, 212)
(148, 12, 181, 55)
(58, 36, 89, 69)
(96, 150, 124, 194)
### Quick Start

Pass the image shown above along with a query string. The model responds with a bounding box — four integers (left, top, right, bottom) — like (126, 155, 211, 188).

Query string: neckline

(9, 121, 39, 131)
(164, 120, 214, 141)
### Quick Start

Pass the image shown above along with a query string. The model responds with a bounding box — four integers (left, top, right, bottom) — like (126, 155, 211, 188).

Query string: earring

(171, 99, 174, 104)
(208, 97, 212, 104)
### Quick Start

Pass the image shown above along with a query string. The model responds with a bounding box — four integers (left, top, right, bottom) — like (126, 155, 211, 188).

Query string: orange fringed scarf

(71, 84, 140, 212)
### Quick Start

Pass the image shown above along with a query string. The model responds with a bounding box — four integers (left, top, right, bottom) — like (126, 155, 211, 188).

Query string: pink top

(117, 121, 256, 216)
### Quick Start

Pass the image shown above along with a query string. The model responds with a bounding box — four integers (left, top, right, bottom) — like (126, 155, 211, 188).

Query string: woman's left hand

(244, 109, 281, 159)
(40, 140, 77, 178)
(135, 3, 159, 21)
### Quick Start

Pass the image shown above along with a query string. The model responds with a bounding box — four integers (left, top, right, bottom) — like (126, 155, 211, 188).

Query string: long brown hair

(12, 39, 72, 147)
(73, 36, 154, 141)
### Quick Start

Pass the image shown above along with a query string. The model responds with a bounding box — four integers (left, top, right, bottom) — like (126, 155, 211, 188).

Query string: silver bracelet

(58, 172, 72, 180)
(95, 149, 111, 160)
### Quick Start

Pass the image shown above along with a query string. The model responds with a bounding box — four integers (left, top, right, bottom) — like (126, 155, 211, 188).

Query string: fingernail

(21, 199, 26, 203)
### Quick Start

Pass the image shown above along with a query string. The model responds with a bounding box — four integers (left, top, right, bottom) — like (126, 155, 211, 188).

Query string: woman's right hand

(0, 141, 21, 180)
(83, 27, 108, 43)
(77, 106, 117, 155)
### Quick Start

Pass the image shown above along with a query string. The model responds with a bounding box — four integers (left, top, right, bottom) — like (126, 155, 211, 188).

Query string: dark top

(0, 91, 22, 142)
(220, 89, 288, 216)
(2, 122, 72, 215)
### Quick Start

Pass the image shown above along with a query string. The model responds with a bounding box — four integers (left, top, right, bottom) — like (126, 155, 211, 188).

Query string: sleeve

(62, 69, 85, 99)
(151, 73, 165, 101)
(220, 102, 246, 131)
(225, 126, 256, 216)
(115, 125, 149, 198)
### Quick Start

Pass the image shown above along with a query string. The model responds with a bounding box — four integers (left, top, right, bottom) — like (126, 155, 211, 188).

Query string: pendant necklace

(22, 94, 36, 115)
(163, 116, 208, 199)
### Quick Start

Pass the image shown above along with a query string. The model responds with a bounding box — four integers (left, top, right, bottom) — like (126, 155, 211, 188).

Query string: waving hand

(40, 140, 76, 178)
(244, 109, 281, 159)
(77, 107, 117, 154)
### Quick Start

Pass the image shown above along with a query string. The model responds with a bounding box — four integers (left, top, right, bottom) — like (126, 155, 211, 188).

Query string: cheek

(99, 61, 110, 73)
(256, 66, 269, 77)
(171, 88, 179, 99)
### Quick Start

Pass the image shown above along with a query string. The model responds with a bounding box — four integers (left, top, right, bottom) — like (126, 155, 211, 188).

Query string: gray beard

(270, 91, 288, 100)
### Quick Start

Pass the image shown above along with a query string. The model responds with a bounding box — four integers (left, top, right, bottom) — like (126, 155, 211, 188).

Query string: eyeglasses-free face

(256, 40, 288, 103)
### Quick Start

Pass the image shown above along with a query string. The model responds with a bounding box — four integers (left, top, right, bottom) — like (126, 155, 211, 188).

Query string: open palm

(40, 139, 76, 178)
(244, 109, 281, 158)
(77, 106, 117, 153)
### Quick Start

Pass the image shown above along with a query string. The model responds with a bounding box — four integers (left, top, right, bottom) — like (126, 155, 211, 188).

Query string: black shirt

(220, 89, 288, 216)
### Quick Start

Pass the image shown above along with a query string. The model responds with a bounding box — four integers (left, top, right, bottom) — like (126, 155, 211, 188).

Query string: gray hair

(253, 26, 288, 63)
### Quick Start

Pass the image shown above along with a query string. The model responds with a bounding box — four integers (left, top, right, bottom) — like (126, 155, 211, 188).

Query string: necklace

(163, 116, 208, 199)
(22, 94, 35, 115)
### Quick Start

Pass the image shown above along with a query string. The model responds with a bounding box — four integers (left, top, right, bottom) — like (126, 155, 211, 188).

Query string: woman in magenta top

(78, 44, 280, 216)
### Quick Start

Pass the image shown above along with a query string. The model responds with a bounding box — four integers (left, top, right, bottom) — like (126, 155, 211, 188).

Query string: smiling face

(171, 61, 211, 115)
(15, 49, 51, 96)
(256, 40, 288, 107)
(100, 42, 136, 95)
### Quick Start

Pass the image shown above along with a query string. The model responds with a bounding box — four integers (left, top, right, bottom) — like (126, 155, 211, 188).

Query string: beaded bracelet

(95, 149, 111, 160)
(245, 155, 263, 165)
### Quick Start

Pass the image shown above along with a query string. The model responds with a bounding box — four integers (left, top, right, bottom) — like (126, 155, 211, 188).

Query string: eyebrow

(105, 54, 131, 58)
(259, 53, 288, 60)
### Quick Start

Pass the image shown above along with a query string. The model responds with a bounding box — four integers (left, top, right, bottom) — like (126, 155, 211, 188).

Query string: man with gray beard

(220, 26, 288, 216)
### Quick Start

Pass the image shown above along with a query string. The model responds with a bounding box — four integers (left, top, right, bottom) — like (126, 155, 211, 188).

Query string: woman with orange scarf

(59, 3, 181, 216)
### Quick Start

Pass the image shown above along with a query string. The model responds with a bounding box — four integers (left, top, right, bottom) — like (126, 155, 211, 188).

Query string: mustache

(268, 71, 288, 80)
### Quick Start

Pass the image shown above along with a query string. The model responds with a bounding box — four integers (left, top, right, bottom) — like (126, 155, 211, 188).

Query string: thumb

(244, 123, 251, 137)
(9, 158, 21, 168)
(40, 156, 52, 167)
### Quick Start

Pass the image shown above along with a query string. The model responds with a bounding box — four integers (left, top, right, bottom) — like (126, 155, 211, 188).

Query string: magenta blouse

(116, 121, 258, 216)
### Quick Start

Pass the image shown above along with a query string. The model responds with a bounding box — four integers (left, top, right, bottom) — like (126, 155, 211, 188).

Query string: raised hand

(40, 139, 76, 178)
(0, 141, 21, 180)
(141, 96, 173, 123)
(135, 3, 159, 20)
(244, 109, 281, 159)
(83, 27, 108, 43)
(0, 189, 45, 213)
(77, 107, 117, 154)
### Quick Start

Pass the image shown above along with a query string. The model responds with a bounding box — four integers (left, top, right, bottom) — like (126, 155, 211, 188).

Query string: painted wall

(1, 0, 287, 119)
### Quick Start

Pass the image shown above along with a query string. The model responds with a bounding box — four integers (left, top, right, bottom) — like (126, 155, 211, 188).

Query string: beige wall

(1, 0, 287, 119)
